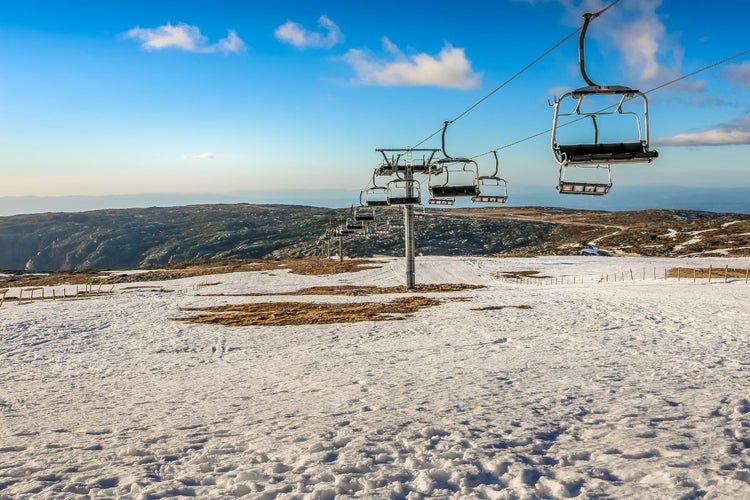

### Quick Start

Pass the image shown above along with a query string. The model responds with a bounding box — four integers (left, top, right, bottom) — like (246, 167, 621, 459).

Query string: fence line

(1, 283, 116, 307)
(507, 266, 750, 286)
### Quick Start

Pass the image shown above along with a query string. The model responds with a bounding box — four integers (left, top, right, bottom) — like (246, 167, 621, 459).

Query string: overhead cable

(411, 0, 621, 150)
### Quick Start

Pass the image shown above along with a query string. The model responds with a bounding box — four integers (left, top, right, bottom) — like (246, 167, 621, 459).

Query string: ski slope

(1, 256, 749, 498)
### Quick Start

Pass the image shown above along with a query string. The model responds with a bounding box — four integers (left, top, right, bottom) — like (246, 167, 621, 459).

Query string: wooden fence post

(708, 265, 713, 283)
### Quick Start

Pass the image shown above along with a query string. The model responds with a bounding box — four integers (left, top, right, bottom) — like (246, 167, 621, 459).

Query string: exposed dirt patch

(176, 296, 442, 326)
(472, 305, 533, 311)
(668, 267, 749, 279)
(499, 270, 552, 280)
(202, 283, 484, 297)
(281, 259, 385, 275)
(0, 258, 386, 288)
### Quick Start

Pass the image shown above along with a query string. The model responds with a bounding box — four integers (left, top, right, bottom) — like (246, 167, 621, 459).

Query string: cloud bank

(342, 38, 481, 89)
(125, 23, 246, 55)
(274, 15, 343, 49)
(657, 116, 750, 146)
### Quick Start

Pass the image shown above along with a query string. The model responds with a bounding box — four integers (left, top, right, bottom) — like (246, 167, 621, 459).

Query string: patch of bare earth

(498, 270, 551, 280)
(179, 283, 482, 326)
(176, 296, 442, 326)
(668, 267, 749, 279)
(472, 304, 533, 311)
(202, 283, 484, 297)
(0, 258, 385, 288)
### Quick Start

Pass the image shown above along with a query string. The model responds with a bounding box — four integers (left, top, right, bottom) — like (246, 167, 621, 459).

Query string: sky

(1, 0, 749, 208)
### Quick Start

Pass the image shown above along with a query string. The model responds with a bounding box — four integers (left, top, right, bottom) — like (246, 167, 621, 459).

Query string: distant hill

(1, 204, 748, 271)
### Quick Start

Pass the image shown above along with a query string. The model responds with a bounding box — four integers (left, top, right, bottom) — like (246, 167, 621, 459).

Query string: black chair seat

(388, 196, 420, 205)
(558, 142, 658, 163)
(430, 185, 480, 197)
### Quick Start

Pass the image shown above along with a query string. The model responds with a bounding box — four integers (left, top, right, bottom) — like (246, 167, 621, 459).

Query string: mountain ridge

(1, 204, 748, 272)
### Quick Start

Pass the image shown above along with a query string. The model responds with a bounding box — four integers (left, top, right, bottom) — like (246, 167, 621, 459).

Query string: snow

(2, 256, 750, 498)
(672, 236, 703, 252)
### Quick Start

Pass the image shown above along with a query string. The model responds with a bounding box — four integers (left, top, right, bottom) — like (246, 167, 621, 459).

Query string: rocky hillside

(0, 204, 336, 271)
(1, 204, 748, 271)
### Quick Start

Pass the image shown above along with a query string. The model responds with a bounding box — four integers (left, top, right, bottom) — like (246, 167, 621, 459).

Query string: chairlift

(363, 171, 391, 206)
(376, 149, 440, 176)
(557, 164, 612, 196)
(429, 121, 480, 199)
(346, 218, 364, 231)
(550, 11, 657, 191)
(363, 186, 389, 207)
(386, 178, 422, 205)
(338, 222, 357, 235)
(353, 199, 376, 221)
(472, 151, 508, 204)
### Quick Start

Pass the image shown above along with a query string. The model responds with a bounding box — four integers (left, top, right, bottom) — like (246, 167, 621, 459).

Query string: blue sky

(1, 0, 748, 204)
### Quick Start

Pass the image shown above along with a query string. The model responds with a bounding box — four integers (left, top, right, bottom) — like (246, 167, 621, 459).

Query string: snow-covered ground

(1, 256, 749, 499)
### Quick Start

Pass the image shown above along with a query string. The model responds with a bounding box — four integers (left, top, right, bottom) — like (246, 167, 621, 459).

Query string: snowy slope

(1, 256, 749, 498)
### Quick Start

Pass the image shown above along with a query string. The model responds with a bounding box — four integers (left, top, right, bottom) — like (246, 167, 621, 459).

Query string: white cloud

(342, 39, 481, 89)
(724, 61, 750, 89)
(217, 30, 246, 55)
(183, 153, 215, 160)
(125, 23, 246, 55)
(656, 116, 750, 146)
(524, 0, 693, 92)
(274, 15, 343, 49)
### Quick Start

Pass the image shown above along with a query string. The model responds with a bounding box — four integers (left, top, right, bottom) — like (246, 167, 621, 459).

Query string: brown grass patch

(202, 283, 484, 297)
(668, 267, 749, 279)
(472, 304, 533, 311)
(0, 258, 386, 288)
(281, 259, 384, 275)
(175, 296, 441, 326)
(499, 270, 551, 280)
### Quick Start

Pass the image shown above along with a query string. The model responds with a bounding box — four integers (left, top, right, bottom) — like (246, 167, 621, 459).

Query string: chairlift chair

(386, 178, 422, 205)
(556, 164, 612, 196)
(551, 89, 658, 166)
(364, 187, 390, 206)
(472, 178, 509, 203)
(472, 151, 509, 204)
(345, 218, 364, 231)
(550, 11, 657, 195)
(376, 149, 440, 176)
(364, 170, 392, 206)
(428, 162, 480, 198)
(429, 121, 481, 199)
(353, 200, 376, 221)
